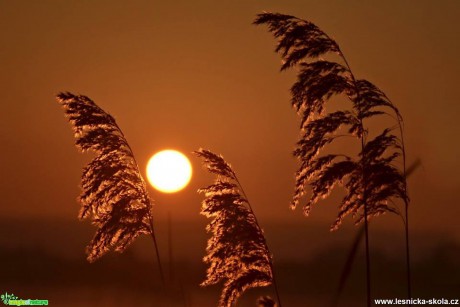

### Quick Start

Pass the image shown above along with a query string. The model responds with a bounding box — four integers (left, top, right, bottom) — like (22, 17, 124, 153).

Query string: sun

(146, 149, 192, 193)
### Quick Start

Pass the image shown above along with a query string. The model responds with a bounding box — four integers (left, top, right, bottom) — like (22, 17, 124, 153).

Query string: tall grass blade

(255, 12, 411, 306)
(195, 149, 282, 307)
(56, 92, 164, 284)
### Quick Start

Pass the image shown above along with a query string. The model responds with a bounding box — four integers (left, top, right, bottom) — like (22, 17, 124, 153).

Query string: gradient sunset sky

(1, 0, 459, 242)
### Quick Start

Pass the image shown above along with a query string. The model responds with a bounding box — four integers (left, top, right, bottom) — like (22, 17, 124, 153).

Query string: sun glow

(146, 150, 192, 193)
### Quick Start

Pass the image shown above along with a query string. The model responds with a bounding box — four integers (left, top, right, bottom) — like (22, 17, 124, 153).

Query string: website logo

(1, 292, 48, 306)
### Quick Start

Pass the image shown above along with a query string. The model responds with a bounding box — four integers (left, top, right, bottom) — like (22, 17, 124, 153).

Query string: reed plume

(56, 92, 163, 281)
(254, 12, 410, 306)
(195, 149, 281, 307)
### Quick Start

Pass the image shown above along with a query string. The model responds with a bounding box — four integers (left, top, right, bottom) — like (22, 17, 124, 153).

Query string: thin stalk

(359, 124, 372, 307)
(168, 211, 174, 282)
(331, 224, 366, 307)
(363, 185, 372, 307)
(384, 92, 412, 306)
(405, 203, 411, 306)
(338, 49, 372, 307)
(400, 126, 412, 306)
(234, 177, 283, 307)
(149, 214, 166, 287)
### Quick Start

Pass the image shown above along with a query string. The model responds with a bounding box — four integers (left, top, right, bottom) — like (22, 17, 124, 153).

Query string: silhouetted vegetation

(57, 93, 164, 281)
(195, 149, 281, 307)
(255, 12, 411, 306)
(52, 10, 420, 307)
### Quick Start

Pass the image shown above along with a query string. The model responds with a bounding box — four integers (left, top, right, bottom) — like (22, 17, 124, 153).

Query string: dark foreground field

(1, 218, 458, 306)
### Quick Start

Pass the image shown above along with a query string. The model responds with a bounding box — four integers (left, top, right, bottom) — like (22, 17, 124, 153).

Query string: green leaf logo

(1, 293, 18, 305)
(2, 293, 10, 305)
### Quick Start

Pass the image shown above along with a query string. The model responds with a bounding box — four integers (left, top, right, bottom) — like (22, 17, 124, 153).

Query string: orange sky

(1, 0, 459, 240)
